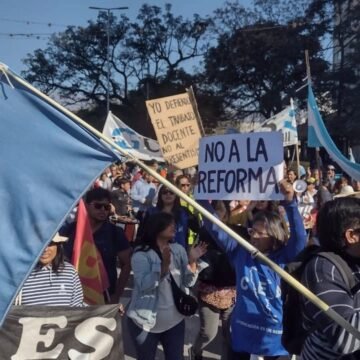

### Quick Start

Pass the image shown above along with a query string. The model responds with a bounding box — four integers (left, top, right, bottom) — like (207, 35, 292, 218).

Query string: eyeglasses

(180, 183, 191, 188)
(91, 202, 111, 211)
(247, 228, 270, 238)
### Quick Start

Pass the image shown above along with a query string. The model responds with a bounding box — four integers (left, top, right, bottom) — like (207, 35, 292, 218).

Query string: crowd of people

(16, 158, 360, 360)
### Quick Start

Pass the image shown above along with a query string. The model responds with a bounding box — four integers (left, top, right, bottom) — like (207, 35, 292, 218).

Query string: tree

(305, 0, 360, 147)
(21, 4, 209, 132)
(201, 16, 328, 120)
(23, 13, 131, 109)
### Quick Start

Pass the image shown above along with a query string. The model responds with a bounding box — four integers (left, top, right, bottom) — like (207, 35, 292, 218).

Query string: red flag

(72, 199, 110, 304)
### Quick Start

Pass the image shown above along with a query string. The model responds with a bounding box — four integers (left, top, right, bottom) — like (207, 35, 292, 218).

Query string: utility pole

(89, 6, 129, 116)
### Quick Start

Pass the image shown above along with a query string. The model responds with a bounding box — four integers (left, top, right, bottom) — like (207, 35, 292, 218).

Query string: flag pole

(305, 50, 322, 181)
(5, 65, 360, 340)
(186, 86, 205, 137)
(291, 98, 301, 178)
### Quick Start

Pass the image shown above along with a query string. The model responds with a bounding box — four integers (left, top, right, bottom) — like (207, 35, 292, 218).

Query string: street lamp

(89, 6, 129, 115)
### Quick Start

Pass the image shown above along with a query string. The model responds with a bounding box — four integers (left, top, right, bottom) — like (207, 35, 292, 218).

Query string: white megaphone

(293, 179, 307, 193)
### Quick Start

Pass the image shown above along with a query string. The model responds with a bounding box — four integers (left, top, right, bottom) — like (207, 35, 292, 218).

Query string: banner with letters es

(194, 132, 284, 201)
(0, 305, 124, 360)
(146, 93, 202, 169)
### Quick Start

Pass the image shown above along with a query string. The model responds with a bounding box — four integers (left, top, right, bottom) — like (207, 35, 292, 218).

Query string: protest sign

(103, 112, 164, 162)
(0, 305, 123, 360)
(146, 93, 202, 169)
(194, 132, 284, 201)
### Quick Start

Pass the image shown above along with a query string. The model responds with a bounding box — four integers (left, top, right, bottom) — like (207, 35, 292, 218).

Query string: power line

(0, 17, 67, 28)
(0, 33, 51, 39)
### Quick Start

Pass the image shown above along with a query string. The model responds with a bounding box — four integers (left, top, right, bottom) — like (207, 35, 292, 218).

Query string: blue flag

(0, 65, 118, 326)
(307, 85, 360, 180)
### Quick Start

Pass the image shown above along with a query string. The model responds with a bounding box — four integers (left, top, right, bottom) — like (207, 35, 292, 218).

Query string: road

(120, 274, 222, 360)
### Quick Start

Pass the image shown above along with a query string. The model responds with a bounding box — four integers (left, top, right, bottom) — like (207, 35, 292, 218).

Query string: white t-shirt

(148, 255, 184, 333)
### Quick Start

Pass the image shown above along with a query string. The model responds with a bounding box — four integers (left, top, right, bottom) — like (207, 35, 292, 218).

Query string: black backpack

(281, 245, 357, 356)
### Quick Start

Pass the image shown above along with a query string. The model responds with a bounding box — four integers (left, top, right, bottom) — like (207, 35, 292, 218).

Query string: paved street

(120, 274, 221, 360)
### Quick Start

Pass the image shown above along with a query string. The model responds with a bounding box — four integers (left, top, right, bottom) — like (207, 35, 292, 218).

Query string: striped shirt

(20, 262, 85, 306)
(300, 255, 360, 359)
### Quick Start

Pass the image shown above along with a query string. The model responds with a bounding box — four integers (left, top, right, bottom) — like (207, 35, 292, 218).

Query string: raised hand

(188, 241, 208, 263)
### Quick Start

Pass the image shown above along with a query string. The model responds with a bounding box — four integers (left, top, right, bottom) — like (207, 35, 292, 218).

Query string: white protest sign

(194, 132, 284, 201)
(146, 93, 201, 169)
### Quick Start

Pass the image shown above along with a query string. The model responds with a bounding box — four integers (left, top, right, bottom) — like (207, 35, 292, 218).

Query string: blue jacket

(200, 199, 306, 356)
(127, 243, 206, 329)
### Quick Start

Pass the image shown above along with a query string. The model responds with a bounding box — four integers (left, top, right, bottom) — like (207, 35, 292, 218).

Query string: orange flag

(72, 199, 110, 304)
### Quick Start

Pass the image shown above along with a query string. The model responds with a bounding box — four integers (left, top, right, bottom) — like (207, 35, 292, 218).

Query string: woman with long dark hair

(127, 212, 207, 360)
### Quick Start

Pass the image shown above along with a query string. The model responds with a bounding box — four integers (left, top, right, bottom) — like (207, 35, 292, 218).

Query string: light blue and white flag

(0, 64, 118, 326)
(254, 106, 298, 147)
(103, 112, 164, 162)
(307, 85, 360, 180)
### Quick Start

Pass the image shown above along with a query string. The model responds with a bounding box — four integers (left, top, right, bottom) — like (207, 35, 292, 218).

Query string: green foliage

(20, 0, 359, 142)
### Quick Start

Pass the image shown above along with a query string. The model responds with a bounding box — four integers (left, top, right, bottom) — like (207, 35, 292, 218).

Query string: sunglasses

(162, 190, 175, 195)
(91, 203, 111, 211)
(180, 183, 191, 187)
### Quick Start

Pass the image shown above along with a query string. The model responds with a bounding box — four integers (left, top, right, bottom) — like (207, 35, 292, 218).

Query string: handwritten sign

(194, 132, 284, 200)
(146, 93, 201, 169)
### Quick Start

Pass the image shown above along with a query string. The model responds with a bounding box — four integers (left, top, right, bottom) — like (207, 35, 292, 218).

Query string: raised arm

(197, 199, 239, 255)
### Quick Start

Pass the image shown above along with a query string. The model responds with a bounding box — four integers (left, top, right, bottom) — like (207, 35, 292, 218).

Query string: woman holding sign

(198, 180, 306, 360)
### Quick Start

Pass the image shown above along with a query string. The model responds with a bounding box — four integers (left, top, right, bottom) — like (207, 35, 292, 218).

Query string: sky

(0, 0, 251, 74)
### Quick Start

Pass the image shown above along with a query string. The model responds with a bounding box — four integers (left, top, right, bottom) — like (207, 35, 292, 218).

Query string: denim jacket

(127, 243, 207, 329)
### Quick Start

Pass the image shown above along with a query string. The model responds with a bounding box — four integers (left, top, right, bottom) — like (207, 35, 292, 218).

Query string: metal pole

(89, 6, 129, 116)
(106, 9, 110, 115)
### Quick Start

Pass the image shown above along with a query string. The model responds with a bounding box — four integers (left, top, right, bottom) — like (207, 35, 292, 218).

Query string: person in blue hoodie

(198, 180, 307, 360)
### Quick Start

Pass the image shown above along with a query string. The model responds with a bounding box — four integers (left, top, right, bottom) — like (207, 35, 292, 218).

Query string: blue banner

(0, 65, 117, 326)
(307, 85, 360, 180)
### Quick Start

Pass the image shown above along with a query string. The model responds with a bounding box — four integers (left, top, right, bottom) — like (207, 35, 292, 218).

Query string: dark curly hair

(317, 197, 360, 252)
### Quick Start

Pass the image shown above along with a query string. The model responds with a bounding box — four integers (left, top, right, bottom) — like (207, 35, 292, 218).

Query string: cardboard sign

(146, 93, 201, 169)
(194, 132, 284, 200)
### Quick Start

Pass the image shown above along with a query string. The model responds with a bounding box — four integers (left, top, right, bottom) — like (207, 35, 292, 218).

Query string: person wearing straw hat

(15, 233, 85, 306)
(300, 197, 360, 359)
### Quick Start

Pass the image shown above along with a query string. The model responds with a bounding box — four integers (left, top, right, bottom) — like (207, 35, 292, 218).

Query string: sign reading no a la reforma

(194, 132, 284, 201)
(146, 93, 201, 169)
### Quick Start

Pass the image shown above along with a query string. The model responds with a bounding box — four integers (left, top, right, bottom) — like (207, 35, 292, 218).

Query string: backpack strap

(317, 252, 357, 293)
